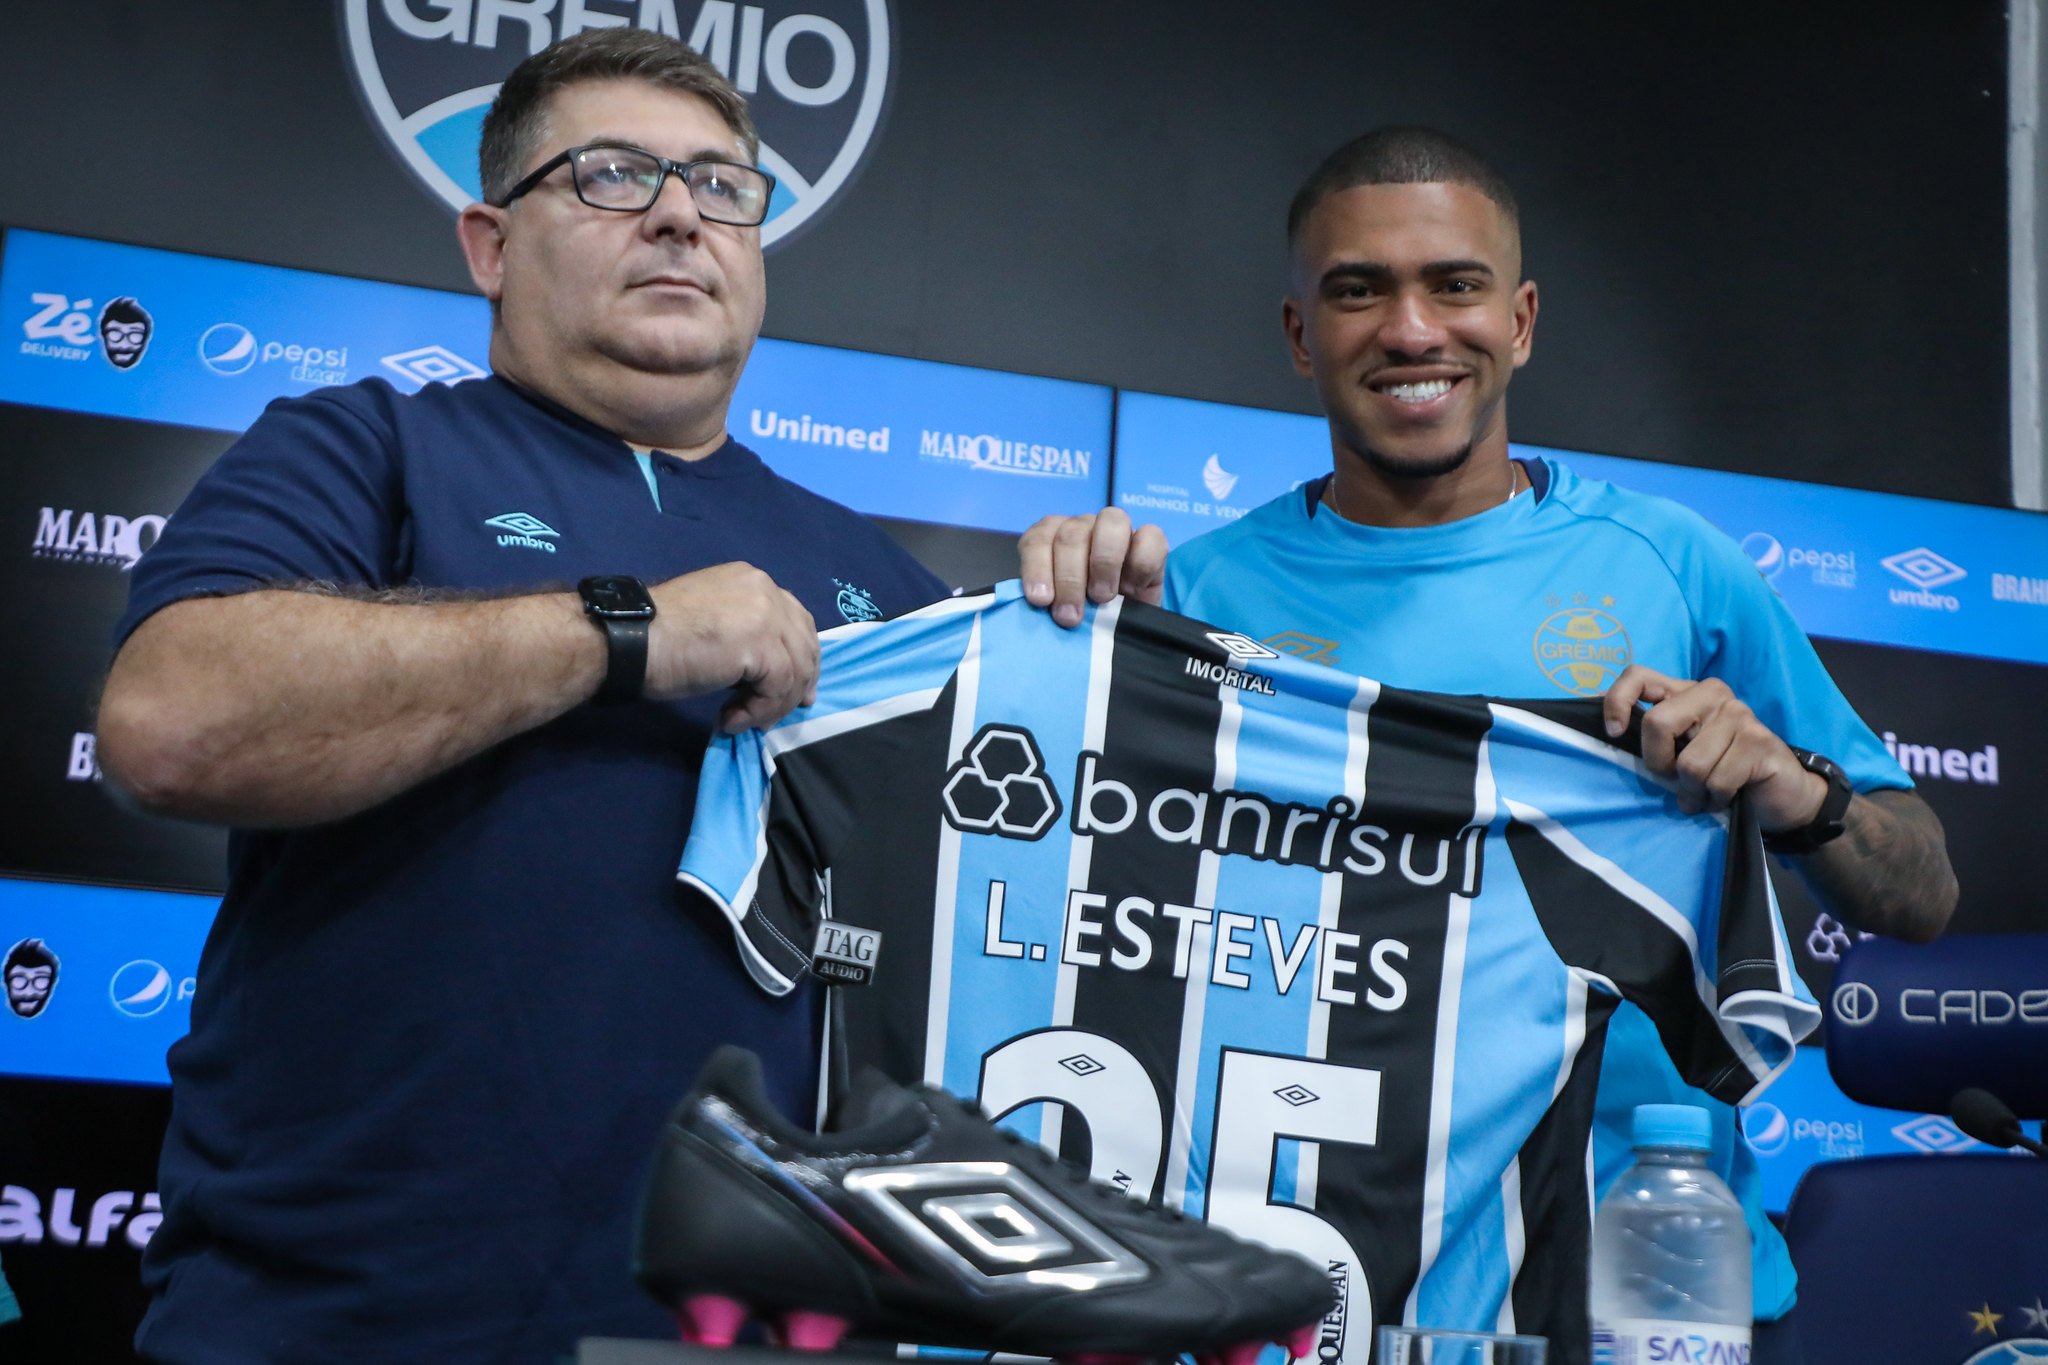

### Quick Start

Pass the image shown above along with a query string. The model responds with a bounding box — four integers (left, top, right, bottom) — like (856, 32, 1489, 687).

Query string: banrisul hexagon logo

(342, 0, 892, 249)
(941, 725, 1061, 840)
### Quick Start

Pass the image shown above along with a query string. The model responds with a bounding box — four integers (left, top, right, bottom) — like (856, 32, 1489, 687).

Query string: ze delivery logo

(343, 0, 892, 249)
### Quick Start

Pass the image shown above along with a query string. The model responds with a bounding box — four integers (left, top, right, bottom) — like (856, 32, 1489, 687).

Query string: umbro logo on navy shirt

(484, 512, 559, 553)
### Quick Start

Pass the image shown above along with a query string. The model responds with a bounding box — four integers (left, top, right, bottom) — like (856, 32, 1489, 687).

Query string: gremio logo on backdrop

(342, 0, 892, 248)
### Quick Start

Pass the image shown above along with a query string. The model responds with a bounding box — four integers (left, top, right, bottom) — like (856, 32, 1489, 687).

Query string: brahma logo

(341, 0, 892, 249)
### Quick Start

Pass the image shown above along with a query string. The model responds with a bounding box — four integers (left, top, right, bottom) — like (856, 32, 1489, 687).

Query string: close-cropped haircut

(478, 27, 760, 207)
(1285, 127, 1519, 246)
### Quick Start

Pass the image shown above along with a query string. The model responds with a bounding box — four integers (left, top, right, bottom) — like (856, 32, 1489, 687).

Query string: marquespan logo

(1532, 608, 1632, 696)
(342, 0, 893, 249)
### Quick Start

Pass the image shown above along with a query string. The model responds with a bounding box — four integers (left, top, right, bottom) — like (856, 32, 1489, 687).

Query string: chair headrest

(1824, 933, 2048, 1119)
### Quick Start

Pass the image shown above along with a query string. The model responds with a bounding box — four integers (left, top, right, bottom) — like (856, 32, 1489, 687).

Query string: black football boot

(634, 1046, 1336, 1363)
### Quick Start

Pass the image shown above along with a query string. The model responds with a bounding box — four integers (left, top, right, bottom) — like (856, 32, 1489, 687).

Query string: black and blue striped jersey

(678, 582, 1817, 1365)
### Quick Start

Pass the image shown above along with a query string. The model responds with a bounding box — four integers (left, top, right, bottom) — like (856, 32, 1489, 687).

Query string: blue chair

(1781, 935, 2048, 1365)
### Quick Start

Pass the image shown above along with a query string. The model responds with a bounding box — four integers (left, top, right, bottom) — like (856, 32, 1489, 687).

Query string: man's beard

(1330, 411, 1476, 481)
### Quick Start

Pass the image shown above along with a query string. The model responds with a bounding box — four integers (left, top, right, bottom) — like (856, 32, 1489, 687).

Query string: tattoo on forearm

(1794, 789, 1957, 942)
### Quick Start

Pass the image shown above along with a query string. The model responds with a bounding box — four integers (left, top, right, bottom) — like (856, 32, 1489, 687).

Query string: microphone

(1950, 1088, 2048, 1158)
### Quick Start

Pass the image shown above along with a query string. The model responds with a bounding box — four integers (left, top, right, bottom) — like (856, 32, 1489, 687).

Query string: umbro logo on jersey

(1264, 632, 1340, 666)
(485, 512, 559, 553)
(1204, 631, 1278, 660)
(1187, 633, 1280, 695)
(941, 726, 1062, 840)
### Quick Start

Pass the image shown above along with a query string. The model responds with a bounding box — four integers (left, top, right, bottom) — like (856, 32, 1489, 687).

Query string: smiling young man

(1029, 128, 1956, 1361)
(94, 31, 954, 1365)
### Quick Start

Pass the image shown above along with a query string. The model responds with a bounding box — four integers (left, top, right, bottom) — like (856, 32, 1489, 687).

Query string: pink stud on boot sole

(1222, 1339, 1267, 1365)
(781, 1310, 852, 1352)
(1287, 1325, 1322, 1361)
(678, 1293, 750, 1347)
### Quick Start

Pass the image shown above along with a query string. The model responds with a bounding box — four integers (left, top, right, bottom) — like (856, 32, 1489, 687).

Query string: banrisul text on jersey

(677, 582, 1818, 1365)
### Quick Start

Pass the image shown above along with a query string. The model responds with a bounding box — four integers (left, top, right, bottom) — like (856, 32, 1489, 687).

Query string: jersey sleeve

(1493, 705, 1821, 1105)
(114, 388, 408, 647)
(1682, 516, 1910, 795)
(679, 592, 994, 995)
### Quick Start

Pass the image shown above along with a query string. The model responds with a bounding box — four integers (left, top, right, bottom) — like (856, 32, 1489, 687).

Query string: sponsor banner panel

(1743, 1045, 2033, 1214)
(733, 336, 1112, 531)
(1107, 389, 2048, 666)
(1548, 446, 2048, 666)
(2, 229, 1109, 535)
(0, 227, 493, 434)
(0, 402, 232, 891)
(1765, 636, 2041, 1028)
(0, 1073, 171, 1362)
(1111, 390, 1325, 549)
(340, 0, 892, 248)
(1807, 637, 2041, 938)
(0, 876, 217, 1086)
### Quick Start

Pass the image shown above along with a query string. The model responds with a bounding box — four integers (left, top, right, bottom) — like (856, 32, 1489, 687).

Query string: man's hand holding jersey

(646, 562, 820, 732)
(1017, 507, 1168, 626)
(1603, 663, 1957, 943)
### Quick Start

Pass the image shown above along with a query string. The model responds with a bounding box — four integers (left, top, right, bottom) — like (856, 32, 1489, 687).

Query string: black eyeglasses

(494, 143, 776, 226)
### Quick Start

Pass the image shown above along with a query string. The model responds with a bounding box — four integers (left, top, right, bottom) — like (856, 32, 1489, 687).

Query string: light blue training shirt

(1163, 455, 1912, 1319)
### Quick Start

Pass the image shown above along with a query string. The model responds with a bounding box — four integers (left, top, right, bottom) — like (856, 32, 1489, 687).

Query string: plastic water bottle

(1590, 1103, 1752, 1364)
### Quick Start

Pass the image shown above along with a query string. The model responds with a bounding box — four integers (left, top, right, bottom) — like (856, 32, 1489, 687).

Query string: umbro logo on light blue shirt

(485, 512, 559, 553)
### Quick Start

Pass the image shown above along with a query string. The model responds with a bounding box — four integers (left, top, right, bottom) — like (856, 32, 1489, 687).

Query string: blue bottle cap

(1633, 1103, 1712, 1151)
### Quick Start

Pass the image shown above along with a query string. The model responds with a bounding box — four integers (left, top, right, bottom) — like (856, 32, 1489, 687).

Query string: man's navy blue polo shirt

(113, 375, 946, 1364)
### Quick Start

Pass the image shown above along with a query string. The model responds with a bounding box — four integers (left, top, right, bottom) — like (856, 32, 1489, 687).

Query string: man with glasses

(97, 29, 968, 1365)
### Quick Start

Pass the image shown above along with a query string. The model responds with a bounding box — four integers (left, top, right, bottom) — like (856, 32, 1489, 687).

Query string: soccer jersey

(1163, 457, 1910, 1320)
(678, 582, 1819, 1365)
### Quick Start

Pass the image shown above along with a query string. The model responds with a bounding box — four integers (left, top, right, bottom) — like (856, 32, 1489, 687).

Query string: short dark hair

(5, 938, 55, 975)
(1286, 127, 1519, 246)
(100, 297, 149, 328)
(478, 28, 760, 207)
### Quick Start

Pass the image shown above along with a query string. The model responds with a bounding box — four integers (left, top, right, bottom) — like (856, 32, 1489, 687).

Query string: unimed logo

(343, 0, 892, 248)
(1880, 732, 1999, 785)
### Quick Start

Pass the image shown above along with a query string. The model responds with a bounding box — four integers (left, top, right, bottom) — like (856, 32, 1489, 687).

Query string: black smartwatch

(1763, 747, 1854, 856)
(578, 575, 656, 703)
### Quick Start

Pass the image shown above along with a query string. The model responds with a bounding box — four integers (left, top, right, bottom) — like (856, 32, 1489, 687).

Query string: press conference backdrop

(2, 227, 2045, 1356)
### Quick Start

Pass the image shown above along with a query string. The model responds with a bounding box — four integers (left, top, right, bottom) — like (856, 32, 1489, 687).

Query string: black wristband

(579, 576, 656, 704)
(1763, 747, 1855, 856)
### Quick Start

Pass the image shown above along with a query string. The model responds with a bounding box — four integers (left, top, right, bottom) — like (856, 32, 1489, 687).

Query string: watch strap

(1763, 748, 1855, 856)
(593, 615, 649, 703)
